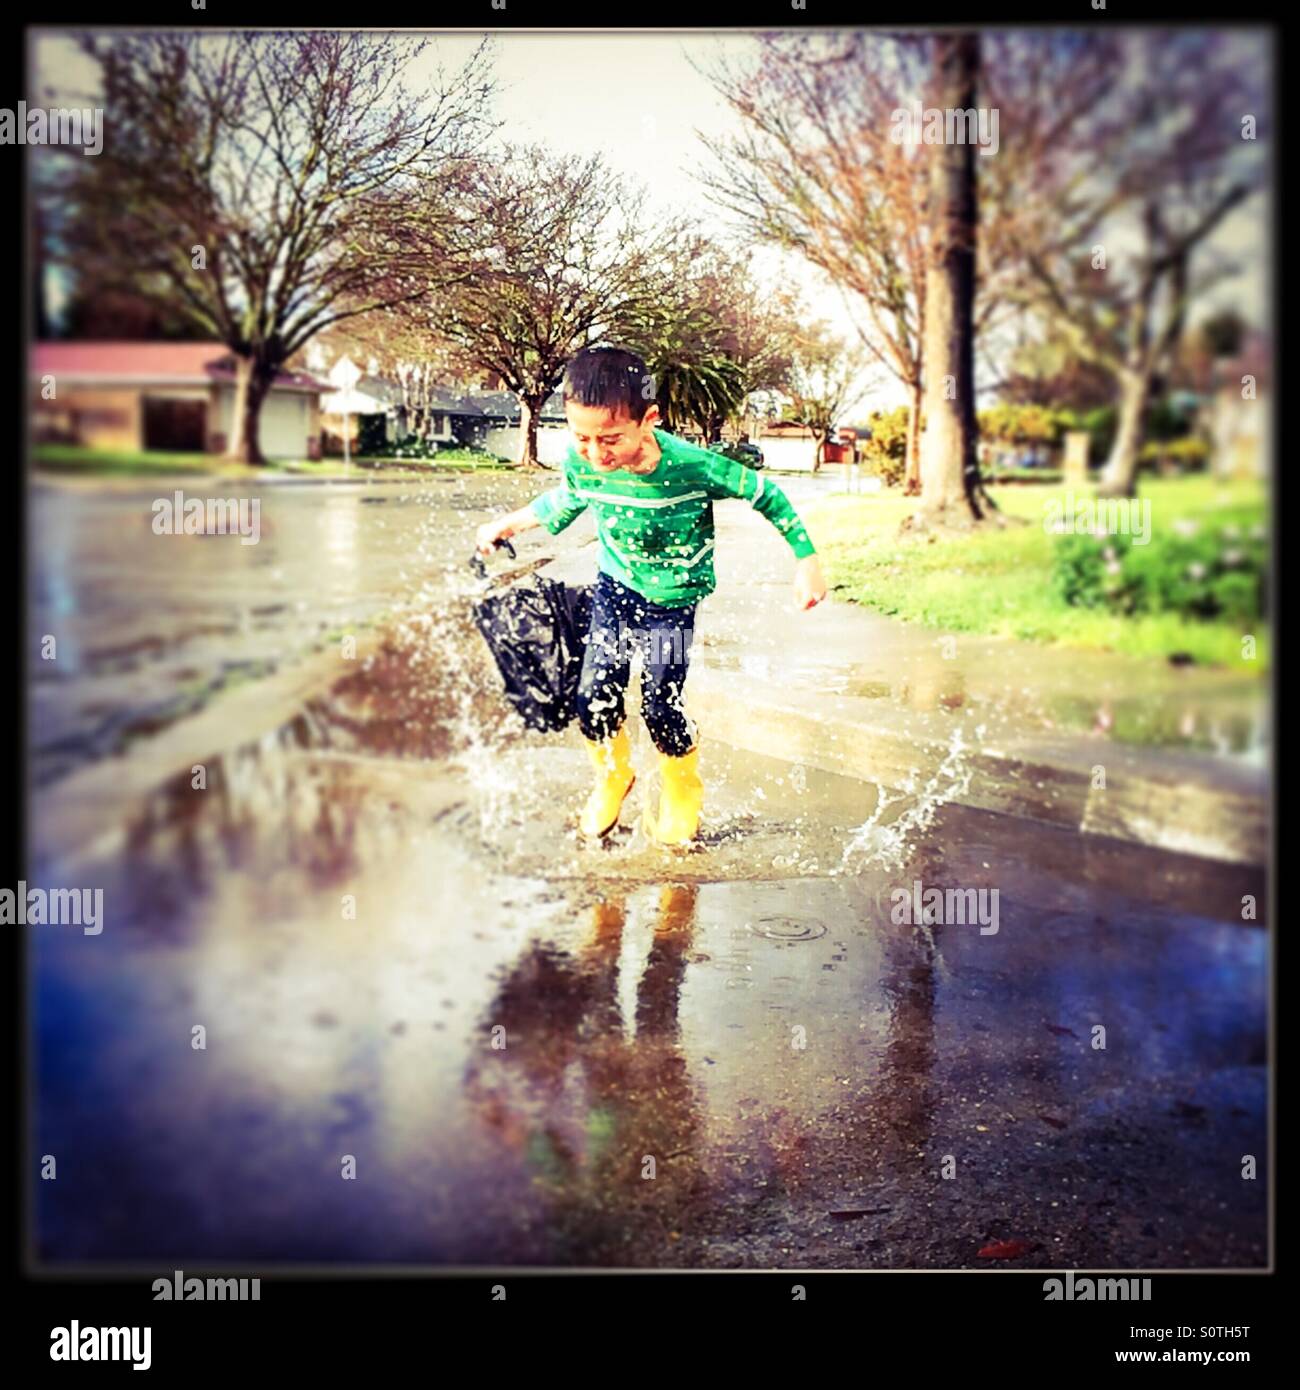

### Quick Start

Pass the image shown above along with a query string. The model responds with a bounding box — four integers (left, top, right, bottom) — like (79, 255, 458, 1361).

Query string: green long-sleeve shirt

(529, 429, 817, 607)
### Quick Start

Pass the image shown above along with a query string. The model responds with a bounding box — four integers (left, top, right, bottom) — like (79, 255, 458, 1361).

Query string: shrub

(357, 415, 390, 456)
(1139, 435, 1211, 474)
(388, 434, 444, 459)
(429, 445, 506, 462)
(1052, 518, 1267, 622)
(978, 403, 1067, 447)
(861, 405, 910, 487)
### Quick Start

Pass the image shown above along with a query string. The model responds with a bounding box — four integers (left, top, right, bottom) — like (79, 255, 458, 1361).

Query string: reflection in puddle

(31, 700, 1267, 1267)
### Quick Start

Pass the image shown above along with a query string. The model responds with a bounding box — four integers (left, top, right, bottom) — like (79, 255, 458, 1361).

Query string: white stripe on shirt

(574, 488, 707, 508)
(669, 539, 716, 567)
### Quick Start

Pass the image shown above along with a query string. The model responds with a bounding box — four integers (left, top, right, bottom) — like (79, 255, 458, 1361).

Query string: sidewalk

(535, 505, 1270, 867)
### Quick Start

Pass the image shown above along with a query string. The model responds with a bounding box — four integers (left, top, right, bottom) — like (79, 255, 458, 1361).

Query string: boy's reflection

(464, 884, 708, 1261)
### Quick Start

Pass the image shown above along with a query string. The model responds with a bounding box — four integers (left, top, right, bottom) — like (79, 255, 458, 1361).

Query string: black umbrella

(469, 539, 593, 733)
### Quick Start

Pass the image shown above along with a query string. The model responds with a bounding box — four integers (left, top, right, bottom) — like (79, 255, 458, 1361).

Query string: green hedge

(1138, 436, 1211, 472)
(388, 434, 443, 459)
(1053, 517, 1267, 622)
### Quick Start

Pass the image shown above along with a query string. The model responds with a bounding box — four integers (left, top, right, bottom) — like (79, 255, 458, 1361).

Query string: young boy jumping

(475, 345, 827, 846)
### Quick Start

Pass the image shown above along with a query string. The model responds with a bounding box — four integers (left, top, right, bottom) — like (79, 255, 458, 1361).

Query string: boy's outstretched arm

(474, 465, 588, 555)
(704, 454, 827, 610)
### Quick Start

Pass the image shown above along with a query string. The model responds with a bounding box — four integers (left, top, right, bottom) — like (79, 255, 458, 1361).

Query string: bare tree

(419, 146, 683, 467)
(990, 29, 1267, 497)
(784, 322, 870, 470)
(696, 33, 939, 492)
(48, 31, 497, 462)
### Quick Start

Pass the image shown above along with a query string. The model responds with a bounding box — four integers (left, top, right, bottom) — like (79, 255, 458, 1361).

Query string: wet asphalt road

(29, 472, 1268, 1268)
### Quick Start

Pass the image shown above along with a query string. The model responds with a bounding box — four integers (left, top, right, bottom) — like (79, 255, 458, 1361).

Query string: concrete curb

(685, 664, 1266, 866)
(32, 632, 387, 870)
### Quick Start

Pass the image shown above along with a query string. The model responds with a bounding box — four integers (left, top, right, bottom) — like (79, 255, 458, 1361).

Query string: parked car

(707, 439, 766, 469)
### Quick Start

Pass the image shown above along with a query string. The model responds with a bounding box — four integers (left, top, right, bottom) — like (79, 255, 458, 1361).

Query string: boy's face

(566, 400, 661, 472)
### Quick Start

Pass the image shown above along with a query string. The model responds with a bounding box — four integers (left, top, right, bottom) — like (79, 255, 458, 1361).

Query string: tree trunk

(226, 356, 251, 460)
(1098, 366, 1150, 498)
(916, 33, 983, 528)
(1098, 243, 1169, 499)
(225, 355, 275, 466)
(905, 377, 923, 495)
(517, 395, 545, 468)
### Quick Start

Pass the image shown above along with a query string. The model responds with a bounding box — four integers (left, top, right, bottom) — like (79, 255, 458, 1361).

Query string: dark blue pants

(575, 571, 698, 756)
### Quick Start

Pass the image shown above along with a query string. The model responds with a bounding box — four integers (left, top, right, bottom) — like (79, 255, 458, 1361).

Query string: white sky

(33, 28, 1271, 417)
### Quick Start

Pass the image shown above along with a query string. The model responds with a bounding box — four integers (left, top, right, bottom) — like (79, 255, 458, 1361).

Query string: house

(30, 342, 328, 459)
(742, 420, 855, 471)
(319, 374, 409, 452)
(732, 390, 864, 470)
(317, 374, 570, 462)
(321, 375, 405, 444)
(453, 389, 569, 462)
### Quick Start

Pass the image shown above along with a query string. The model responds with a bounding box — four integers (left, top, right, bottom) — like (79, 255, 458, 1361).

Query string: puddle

(29, 729, 1267, 1267)
(698, 636, 1269, 756)
(28, 474, 550, 784)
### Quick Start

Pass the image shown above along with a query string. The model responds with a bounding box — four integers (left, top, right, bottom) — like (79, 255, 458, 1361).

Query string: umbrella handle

(468, 535, 517, 579)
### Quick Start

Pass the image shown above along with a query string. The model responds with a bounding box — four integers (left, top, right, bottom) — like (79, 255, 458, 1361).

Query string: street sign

(332, 355, 363, 390)
(331, 356, 363, 466)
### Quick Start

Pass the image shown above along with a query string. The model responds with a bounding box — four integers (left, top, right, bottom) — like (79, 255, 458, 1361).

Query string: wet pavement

(28, 472, 559, 786)
(28, 472, 1269, 1269)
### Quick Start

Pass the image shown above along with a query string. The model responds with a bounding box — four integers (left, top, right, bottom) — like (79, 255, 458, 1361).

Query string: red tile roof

(30, 341, 328, 393)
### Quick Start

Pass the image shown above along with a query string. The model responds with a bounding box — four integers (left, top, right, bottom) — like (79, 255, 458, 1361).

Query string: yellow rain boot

(641, 745, 703, 846)
(578, 725, 636, 839)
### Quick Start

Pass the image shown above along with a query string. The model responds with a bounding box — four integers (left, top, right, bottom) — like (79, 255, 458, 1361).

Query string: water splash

(385, 540, 560, 849)
(835, 724, 982, 876)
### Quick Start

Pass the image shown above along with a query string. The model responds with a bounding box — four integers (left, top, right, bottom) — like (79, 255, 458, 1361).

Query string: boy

(475, 345, 827, 846)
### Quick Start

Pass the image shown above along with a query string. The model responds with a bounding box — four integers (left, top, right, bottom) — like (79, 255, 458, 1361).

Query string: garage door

(258, 393, 307, 459)
(143, 397, 207, 452)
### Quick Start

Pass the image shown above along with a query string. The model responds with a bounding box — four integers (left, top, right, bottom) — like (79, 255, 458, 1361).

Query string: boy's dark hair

(561, 345, 657, 422)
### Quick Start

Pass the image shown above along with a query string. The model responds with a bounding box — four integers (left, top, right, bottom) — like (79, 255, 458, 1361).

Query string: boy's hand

(475, 516, 515, 556)
(794, 554, 828, 610)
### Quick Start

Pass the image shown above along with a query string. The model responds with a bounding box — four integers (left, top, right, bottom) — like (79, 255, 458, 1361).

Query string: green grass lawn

(32, 444, 253, 477)
(801, 476, 1269, 669)
(355, 453, 513, 471)
(31, 444, 511, 479)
